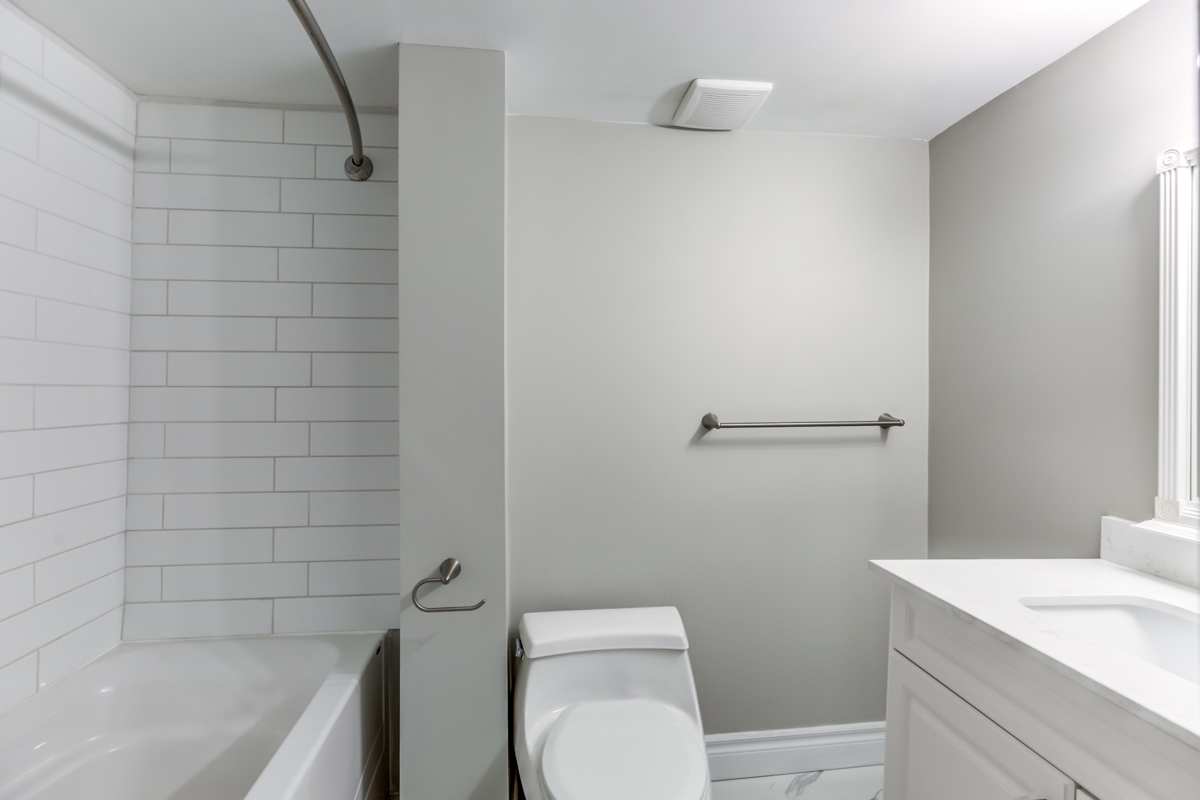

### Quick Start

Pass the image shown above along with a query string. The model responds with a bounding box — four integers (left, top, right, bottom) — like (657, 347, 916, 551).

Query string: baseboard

(704, 721, 885, 781)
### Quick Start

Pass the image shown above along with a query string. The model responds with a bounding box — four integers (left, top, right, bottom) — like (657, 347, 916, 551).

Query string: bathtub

(0, 632, 386, 800)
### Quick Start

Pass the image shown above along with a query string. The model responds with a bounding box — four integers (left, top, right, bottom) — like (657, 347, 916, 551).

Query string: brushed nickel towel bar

(701, 412, 904, 430)
(286, 0, 373, 181)
(411, 558, 486, 613)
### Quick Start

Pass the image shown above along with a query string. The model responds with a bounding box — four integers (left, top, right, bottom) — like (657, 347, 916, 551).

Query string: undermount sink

(1019, 595, 1200, 685)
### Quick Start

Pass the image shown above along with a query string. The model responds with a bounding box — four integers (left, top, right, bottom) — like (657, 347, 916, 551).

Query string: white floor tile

(711, 766, 884, 800)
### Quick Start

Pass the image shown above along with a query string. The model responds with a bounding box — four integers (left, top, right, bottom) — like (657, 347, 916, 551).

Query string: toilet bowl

(513, 607, 711, 800)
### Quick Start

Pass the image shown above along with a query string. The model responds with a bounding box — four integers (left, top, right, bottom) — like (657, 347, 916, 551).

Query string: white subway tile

(273, 526, 398, 562)
(166, 352, 310, 387)
(309, 560, 399, 596)
(171, 139, 315, 178)
(0, 290, 35, 338)
(0, 246, 130, 314)
(124, 567, 161, 601)
(276, 388, 398, 422)
(135, 173, 279, 212)
(0, 195, 35, 249)
(34, 533, 124, 603)
(125, 494, 163, 530)
(168, 210, 311, 247)
(0, 565, 33, 620)
(0, 388, 33, 432)
(37, 607, 122, 688)
(0, 56, 134, 165)
(138, 103, 283, 143)
(37, 213, 132, 277)
(128, 423, 165, 457)
(35, 386, 129, 428)
(279, 248, 396, 283)
(313, 215, 397, 250)
(130, 387, 276, 422)
(123, 599, 272, 640)
(0, 7, 42, 73)
(134, 137, 170, 173)
(311, 354, 398, 387)
(274, 594, 397, 633)
(311, 284, 398, 319)
(129, 457, 274, 494)
(35, 299, 129, 350)
(277, 319, 397, 352)
(0, 425, 126, 480)
(34, 460, 127, 516)
(282, 179, 397, 215)
(284, 111, 397, 148)
(0, 100, 38, 160)
(276, 457, 397, 491)
(316, 146, 398, 182)
(0, 339, 128, 386)
(129, 352, 167, 386)
(38, 126, 133, 202)
(165, 422, 308, 457)
(163, 492, 308, 530)
(0, 497, 125, 572)
(0, 571, 122, 666)
(309, 491, 397, 526)
(42, 42, 136, 134)
(131, 280, 167, 314)
(0, 149, 131, 240)
(168, 281, 310, 317)
(131, 316, 276, 351)
(0, 476, 32, 527)
(133, 244, 277, 281)
(162, 562, 306, 601)
(311, 423, 399, 456)
(132, 208, 167, 243)
(0, 654, 37, 715)
(127, 528, 272, 566)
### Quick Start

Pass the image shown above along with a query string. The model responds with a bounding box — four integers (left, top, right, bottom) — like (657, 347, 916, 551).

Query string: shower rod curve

(286, 0, 373, 181)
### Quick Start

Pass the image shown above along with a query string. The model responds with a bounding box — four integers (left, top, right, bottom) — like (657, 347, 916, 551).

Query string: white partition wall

(397, 44, 509, 800)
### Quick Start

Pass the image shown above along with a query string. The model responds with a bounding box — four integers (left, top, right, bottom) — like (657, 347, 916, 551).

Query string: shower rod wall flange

(286, 0, 373, 181)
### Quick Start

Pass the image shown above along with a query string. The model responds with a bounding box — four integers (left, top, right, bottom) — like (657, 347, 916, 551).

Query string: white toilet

(513, 606, 711, 800)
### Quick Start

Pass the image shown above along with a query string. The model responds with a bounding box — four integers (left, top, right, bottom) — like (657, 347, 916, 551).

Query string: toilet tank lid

(519, 607, 689, 659)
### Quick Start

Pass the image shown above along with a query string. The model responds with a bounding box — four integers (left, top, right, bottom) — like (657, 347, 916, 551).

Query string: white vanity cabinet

(879, 578, 1200, 800)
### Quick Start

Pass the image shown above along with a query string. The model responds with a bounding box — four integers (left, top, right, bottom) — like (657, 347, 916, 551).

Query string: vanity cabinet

(881, 584, 1200, 800)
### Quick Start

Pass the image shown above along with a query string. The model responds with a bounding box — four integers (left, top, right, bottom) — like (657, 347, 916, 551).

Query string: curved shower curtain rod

(286, 0, 373, 181)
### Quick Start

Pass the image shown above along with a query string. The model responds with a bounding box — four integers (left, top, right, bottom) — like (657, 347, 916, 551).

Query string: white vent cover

(672, 79, 773, 130)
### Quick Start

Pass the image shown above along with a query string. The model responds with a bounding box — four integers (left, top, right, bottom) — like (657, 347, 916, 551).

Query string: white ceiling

(13, 0, 1151, 139)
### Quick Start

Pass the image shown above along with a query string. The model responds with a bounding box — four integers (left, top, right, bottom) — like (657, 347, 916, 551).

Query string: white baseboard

(705, 721, 885, 781)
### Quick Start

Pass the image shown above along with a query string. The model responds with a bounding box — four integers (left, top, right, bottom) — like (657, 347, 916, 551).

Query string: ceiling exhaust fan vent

(672, 79, 773, 130)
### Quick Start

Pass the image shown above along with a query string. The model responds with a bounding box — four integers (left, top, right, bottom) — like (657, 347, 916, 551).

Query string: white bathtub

(0, 632, 386, 800)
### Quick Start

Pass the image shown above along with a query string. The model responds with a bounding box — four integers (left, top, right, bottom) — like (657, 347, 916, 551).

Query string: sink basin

(1019, 595, 1200, 685)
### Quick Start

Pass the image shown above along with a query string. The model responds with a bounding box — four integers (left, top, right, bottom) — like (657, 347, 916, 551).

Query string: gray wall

(929, 0, 1199, 559)
(398, 44, 509, 800)
(507, 116, 929, 734)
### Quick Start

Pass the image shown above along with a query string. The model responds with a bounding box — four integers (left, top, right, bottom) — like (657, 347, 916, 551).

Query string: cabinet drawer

(885, 650, 1076, 800)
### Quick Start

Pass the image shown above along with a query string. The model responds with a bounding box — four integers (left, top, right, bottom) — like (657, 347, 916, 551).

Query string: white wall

(0, 2, 134, 714)
(122, 102, 400, 639)
(507, 116, 929, 734)
(929, 0, 1200, 558)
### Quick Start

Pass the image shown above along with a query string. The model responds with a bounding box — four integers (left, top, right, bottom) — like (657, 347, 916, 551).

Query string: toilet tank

(514, 607, 705, 765)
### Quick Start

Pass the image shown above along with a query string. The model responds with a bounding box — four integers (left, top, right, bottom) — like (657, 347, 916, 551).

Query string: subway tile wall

(124, 102, 400, 640)
(0, 3, 134, 714)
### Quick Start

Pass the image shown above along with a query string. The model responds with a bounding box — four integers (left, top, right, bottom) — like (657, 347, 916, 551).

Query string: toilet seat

(540, 699, 709, 800)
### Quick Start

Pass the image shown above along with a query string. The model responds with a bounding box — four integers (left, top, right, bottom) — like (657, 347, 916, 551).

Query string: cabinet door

(884, 650, 1076, 800)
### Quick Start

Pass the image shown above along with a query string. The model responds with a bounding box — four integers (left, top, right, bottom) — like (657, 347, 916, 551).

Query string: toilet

(513, 606, 711, 800)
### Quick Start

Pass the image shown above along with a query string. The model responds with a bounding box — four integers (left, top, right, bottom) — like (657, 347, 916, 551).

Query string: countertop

(869, 558, 1200, 750)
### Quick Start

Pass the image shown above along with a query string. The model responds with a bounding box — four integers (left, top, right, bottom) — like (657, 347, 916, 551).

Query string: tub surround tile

(0, 653, 37, 716)
(123, 598, 273, 639)
(36, 606, 123, 689)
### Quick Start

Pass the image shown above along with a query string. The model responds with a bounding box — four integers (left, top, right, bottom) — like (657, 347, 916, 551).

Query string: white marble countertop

(869, 558, 1200, 750)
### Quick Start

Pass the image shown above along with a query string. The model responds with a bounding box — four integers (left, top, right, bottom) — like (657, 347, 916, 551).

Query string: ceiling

(13, 0, 1151, 139)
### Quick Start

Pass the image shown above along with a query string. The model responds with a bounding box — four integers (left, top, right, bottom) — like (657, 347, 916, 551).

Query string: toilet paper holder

(411, 558, 486, 613)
